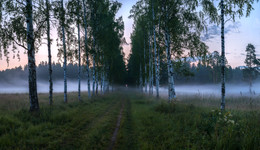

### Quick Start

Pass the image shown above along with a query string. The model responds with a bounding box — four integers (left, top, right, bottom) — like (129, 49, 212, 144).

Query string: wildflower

(228, 120, 235, 124)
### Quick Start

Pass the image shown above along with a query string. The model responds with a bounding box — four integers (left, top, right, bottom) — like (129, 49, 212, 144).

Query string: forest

(0, 59, 254, 84)
(0, 0, 260, 149)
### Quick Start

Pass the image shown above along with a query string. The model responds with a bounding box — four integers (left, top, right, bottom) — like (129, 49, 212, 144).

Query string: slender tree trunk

(152, 1, 159, 98)
(164, 2, 176, 101)
(46, 0, 53, 105)
(83, 0, 91, 98)
(148, 31, 152, 95)
(151, 29, 154, 95)
(144, 39, 147, 93)
(220, 0, 226, 111)
(158, 16, 161, 96)
(61, 0, 67, 103)
(104, 64, 109, 93)
(77, 0, 81, 101)
(92, 36, 96, 96)
(140, 63, 143, 92)
(101, 67, 103, 93)
(102, 55, 105, 94)
(151, 50, 154, 95)
(96, 54, 99, 95)
(96, 72, 99, 94)
(26, 0, 39, 111)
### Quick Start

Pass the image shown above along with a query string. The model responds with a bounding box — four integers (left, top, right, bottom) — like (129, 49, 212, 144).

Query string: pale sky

(0, 0, 259, 71)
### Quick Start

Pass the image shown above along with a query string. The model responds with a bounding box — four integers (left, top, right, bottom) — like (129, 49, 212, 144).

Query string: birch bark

(61, 0, 67, 103)
(26, 0, 39, 111)
(164, 2, 176, 101)
(77, 0, 81, 101)
(83, 0, 91, 98)
(46, 0, 53, 105)
(220, 0, 226, 111)
(152, 1, 159, 98)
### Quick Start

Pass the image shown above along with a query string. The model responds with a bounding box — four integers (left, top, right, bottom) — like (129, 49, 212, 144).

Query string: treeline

(0, 57, 251, 85)
(0, 62, 90, 82)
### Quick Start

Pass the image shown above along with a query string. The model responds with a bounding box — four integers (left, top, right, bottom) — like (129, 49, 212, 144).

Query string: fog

(0, 79, 259, 97)
(159, 83, 259, 98)
(0, 80, 95, 94)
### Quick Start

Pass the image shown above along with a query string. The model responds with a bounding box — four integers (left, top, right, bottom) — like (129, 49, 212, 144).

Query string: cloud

(201, 22, 241, 41)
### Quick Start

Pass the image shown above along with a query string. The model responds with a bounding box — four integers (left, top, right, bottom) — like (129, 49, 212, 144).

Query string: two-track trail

(108, 102, 125, 150)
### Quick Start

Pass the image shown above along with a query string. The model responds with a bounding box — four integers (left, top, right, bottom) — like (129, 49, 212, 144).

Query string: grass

(0, 93, 123, 149)
(0, 92, 260, 149)
(177, 94, 260, 110)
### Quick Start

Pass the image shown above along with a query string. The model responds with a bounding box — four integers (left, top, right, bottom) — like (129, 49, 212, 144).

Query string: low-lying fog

(0, 80, 259, 97)
(0, 80, 93, 94)
(160, 84, 259, 97)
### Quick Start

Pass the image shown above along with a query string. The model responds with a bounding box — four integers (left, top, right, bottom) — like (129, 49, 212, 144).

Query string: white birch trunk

(158, 16, 161, 95)
(83, 0, 91, 98)
(77, 0, 81, 101)
(152, 1, 159, 98)
(220, 0, 226, 110)
(151, 29, 154, 95)
(46, 0, 53, 105)
(61, 0, 67, 103)
(26, 0, 39, 111)
(164, 3, 176, 101)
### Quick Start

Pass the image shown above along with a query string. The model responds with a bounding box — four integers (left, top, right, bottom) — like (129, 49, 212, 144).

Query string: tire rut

(108, 101, 125, 150)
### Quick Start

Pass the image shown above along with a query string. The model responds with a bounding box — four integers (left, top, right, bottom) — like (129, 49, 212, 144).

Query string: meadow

(0, 92, 260, 149)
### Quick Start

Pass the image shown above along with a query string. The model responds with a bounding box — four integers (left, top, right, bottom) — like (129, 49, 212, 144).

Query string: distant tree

(243, 44, 258, 94)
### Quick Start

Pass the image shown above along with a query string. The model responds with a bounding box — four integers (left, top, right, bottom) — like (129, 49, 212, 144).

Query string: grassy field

(0, 92, 260, 149)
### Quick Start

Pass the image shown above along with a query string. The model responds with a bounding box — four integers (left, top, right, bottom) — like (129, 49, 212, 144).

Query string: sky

(0, 0, 259, 71)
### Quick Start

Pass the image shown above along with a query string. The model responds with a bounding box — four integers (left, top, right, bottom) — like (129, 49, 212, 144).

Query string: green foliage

(0, 0, 46, 64)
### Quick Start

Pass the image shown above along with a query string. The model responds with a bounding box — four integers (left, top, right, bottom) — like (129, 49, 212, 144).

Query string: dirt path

(108, 102, 125, 150)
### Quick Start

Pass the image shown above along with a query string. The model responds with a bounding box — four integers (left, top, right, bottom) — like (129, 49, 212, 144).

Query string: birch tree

(82, 0, 91, 98)
(130, 0, 209, 101)
(53, 0, 77, 102)
(0, 0, 46, 111)
(201, 0, 259, 110)
(45, 0, 53, 105)
(26, 0, 39, 111)
(77, 0, 81, 101)
(152, 0, 159, 98)
(61, 0, 67, 103)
